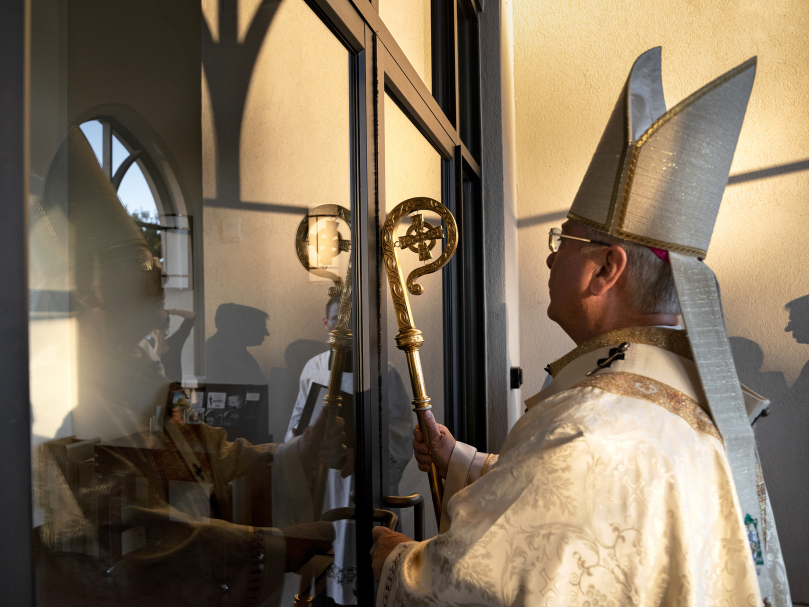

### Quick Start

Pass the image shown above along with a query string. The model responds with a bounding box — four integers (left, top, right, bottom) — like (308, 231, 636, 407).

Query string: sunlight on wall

(378, 0, 432, 92)
(201, 0, 220, 44)
(239, 0, 349, 206)
(202, 67, 217, 200)
(29, 317, 78, 445)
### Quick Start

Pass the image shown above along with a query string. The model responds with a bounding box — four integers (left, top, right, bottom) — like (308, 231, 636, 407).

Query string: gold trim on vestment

(755, 455, 767, 546)
(547, 326, 692, 378)
(480, 453, 497, 477)
(569, 371, 721, 443)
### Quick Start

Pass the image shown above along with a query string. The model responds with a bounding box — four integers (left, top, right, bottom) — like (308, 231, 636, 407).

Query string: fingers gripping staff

(295, 204, 352, 519)
(382, 197, 458, 524)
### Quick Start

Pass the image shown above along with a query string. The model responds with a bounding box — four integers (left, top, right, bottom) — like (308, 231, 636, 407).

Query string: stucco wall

(513, 0, 809, 599)
(201, 0, 351, 442)
(479, 0, 523, 452)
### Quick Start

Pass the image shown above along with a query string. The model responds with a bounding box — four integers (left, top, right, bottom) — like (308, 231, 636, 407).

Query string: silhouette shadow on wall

(267, 339, 329, 445)
(729, 337, 788, 405)
(730, 294, 809, 601)
(785, 294, 809, 400)
(205, 303, 269, 385)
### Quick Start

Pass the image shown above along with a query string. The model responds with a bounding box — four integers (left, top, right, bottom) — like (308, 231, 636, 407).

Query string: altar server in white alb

(285, 296, 412, 605)
(370, 48, 791, 606)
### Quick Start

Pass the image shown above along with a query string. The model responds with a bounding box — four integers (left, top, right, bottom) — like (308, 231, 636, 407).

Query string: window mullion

(102, 122, 113, 179)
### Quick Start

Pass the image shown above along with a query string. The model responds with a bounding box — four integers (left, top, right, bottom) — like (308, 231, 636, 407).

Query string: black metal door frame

(0, 0, 34, 603)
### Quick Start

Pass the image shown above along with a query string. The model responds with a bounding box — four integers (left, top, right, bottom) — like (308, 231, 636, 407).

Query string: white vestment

(287, 351, 412, 604)
(378, 327, 790, 607)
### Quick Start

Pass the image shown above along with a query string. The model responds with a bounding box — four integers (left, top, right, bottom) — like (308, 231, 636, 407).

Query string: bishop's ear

(589, 245, 628, 297)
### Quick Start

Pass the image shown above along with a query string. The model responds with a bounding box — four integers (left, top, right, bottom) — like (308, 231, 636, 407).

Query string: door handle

(319, 506, 399, 531)
(384, 493, 424, 541)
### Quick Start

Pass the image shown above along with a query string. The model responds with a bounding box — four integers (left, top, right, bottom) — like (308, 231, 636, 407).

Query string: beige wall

(201, 0, 351, 442)
(513, 0, 809, 598)
(378, 0, 432, 93)
(478, 0, 524, 451)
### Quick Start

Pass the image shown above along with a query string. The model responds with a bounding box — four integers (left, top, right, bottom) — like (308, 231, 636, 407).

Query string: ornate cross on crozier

(399, 213, 445, 261)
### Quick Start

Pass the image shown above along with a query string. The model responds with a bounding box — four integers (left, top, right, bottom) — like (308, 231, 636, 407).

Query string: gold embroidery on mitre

(615, 227, 708, 258)
(569, 371, 721, 442)
(566, 211, 611, 236)
(547, 326, 692, 378)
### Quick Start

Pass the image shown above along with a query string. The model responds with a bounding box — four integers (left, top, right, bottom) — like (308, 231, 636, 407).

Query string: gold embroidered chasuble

(378, 327, 791, 607)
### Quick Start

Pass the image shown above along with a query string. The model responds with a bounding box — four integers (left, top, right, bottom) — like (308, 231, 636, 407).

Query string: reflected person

(31, 127, 344, 607)
(286, 295, 412, 605)
(141, 308, 197, 382)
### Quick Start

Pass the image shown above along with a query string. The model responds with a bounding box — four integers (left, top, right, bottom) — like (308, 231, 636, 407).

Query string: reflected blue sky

(79, 120, 158, 219)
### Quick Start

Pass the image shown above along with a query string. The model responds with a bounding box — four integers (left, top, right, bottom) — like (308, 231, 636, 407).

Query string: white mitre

(568, 48, 787, 604)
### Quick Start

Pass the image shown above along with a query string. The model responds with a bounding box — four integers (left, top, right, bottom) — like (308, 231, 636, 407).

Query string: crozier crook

(382, 197, 458, 525)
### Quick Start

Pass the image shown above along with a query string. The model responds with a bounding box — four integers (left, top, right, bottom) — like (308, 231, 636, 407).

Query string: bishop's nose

(546, 251, 557, 270)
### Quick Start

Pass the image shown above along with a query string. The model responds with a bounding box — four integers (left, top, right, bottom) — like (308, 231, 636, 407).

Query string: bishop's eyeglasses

(548, 227, 612, 253)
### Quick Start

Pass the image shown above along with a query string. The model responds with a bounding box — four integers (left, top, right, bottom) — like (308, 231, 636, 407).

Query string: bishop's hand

(412, 410, 455, 479)
(299, 412, 346, 470)
(370, 526, 412, 582)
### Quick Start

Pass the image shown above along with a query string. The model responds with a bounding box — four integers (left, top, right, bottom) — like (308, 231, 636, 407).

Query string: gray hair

(578, 224, 680, 315)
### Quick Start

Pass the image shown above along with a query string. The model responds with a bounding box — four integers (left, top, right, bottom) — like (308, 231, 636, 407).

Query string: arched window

(79, 119, 191, 289)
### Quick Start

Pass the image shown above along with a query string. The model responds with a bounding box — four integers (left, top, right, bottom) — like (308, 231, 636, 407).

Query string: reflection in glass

(378, 0, 432, 93)
(78, 119, 161, 221)
(28, 0, 355, 605)
(384, 92, 444, 538)
(117, 162, 159, 220)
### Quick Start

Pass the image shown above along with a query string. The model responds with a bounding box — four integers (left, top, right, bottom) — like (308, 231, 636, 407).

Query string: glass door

(27, 0, 367, 605)
(12, 0, 485, 604)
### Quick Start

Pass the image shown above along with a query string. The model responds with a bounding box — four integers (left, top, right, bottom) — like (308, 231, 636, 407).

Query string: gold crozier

(382, 197, 458, 525)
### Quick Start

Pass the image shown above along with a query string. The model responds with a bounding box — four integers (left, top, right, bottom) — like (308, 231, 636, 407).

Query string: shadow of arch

(201, 0, 281, 204)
